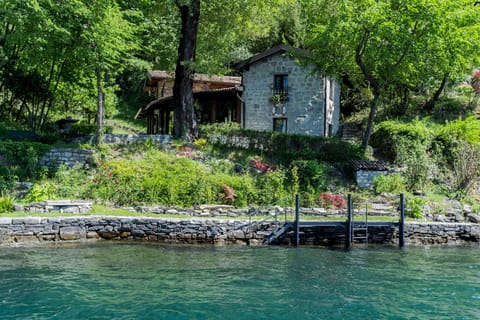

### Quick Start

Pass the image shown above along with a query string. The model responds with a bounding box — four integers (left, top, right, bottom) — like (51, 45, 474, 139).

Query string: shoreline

(0, 216, 479, 247)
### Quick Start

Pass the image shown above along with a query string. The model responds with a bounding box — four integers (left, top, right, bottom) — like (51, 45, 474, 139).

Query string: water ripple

(0, 243, 478, 319)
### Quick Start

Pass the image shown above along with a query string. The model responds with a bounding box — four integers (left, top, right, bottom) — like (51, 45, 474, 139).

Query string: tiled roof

(146, 70, 241, 86)
(350, 160, 388, 171)
(135, 87, 242, 119)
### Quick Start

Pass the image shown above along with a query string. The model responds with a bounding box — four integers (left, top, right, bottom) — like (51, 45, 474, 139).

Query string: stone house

(234, 44, 340, 136)
(136, 45, 340, 136)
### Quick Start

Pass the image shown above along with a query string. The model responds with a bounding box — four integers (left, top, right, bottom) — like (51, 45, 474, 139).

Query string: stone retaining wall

(39, 148, 93, 168)
(17, 200, 93, 213)
(68, 134, 172, 145)
(0, 216, 479, 246)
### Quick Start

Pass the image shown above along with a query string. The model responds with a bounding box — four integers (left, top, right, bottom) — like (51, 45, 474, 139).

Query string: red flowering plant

(250, 159, 276, 173)
(176, 146, 197, 159)
(89, 162, 146, 206)
(317, 193, 346, 209)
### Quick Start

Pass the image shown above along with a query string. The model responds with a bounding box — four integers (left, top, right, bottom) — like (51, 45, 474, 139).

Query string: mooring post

(294, 194, 300, 247)
(399, 193, 405, 248)
(345, 194, 352, 248)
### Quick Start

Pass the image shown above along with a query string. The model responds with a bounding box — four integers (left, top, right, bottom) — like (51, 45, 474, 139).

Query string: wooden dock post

(294, 194, 300, 247)
(345, 194, 353, 248)
(399, 193, 405, 248)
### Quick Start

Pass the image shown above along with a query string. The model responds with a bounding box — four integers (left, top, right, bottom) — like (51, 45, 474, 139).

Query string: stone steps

(340, 122, 363, 143)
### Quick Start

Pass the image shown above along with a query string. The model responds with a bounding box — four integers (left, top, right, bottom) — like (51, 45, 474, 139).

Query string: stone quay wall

(404, 222, 480, 245)
(0, 216, 479, 246)
(280, 222, 480, 246)
(0, 216, 280, 246)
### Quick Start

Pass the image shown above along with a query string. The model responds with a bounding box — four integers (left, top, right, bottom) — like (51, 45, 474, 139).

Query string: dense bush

(372, 117, 480, 196)
(406, 196, 425, 219)
(373, 174, 405, 194)
(66, 122, 113, 138)
(0, 140, 50, 180)
(371, 118, 435, 160)
(317, 193, 346, 209)
(0, 169, 17, 195)
(53, 164, 93, 199)
(289, 160, 329, 193)
(86, 151, 265, 207)
(199, 123, 364, 163)
(24, 182, 56, 202)
(0, 195, 14, 213)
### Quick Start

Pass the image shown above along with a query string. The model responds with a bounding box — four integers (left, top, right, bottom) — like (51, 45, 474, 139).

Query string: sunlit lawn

(0, 204, 419, 222)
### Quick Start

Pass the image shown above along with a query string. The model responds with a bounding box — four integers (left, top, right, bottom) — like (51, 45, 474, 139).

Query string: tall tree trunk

(173, 0, 200, 142)
(425, 72, 449, 111)
(95, 66, 105, 145)
(355, 31, 381, 152)
(362, 86, 380, 151)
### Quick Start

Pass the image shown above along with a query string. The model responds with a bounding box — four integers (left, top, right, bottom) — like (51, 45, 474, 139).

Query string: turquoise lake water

(0, 242, 479, 320)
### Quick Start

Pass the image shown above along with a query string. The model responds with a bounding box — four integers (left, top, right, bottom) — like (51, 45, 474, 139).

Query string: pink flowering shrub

(250, 160, 276, 173)
(318, 193, 346, 209)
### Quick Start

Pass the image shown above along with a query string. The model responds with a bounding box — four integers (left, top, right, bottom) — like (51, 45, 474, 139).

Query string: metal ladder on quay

(351, 202, 369, 243)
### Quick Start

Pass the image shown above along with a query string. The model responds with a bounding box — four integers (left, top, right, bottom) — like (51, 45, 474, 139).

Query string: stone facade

(355, 170, 387, 189)
(242, 53, 340, 136)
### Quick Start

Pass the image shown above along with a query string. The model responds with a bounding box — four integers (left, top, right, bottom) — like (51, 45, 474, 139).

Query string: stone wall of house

(355, 170, 387, 189)
(68, 134, 172, 145)
(39, 148, 94, 169)
(242, 54, 340, 136)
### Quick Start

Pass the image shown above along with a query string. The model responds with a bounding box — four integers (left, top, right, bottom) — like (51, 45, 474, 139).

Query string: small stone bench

(15, 200, 93, 214)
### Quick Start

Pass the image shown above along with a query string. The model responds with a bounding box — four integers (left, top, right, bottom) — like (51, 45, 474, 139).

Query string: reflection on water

(0, 242, 479, 320)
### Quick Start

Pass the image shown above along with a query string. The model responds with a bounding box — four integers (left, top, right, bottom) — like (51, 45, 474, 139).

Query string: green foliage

(53, 165, 92, 199)
(0, 195, 15, 213)
(87, 151, 263, 207)
(0, 170, 18, 196)
(448, 141, 480, 198)
(68, 123, 97, 137)
(373, 117, 480, 195)
(24, 182, 57, 202)
(371, 118, 434, 160)
(436, 117, 480, 146)
(373, 174, 406, 194)
(394, 137, 432, 191)
(256, 170, 290, 207)
(0, 141, 50, 180)
(200, 124, 364, 163)
(406, 196, 426, 219)
(289, 160, 329, 192)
